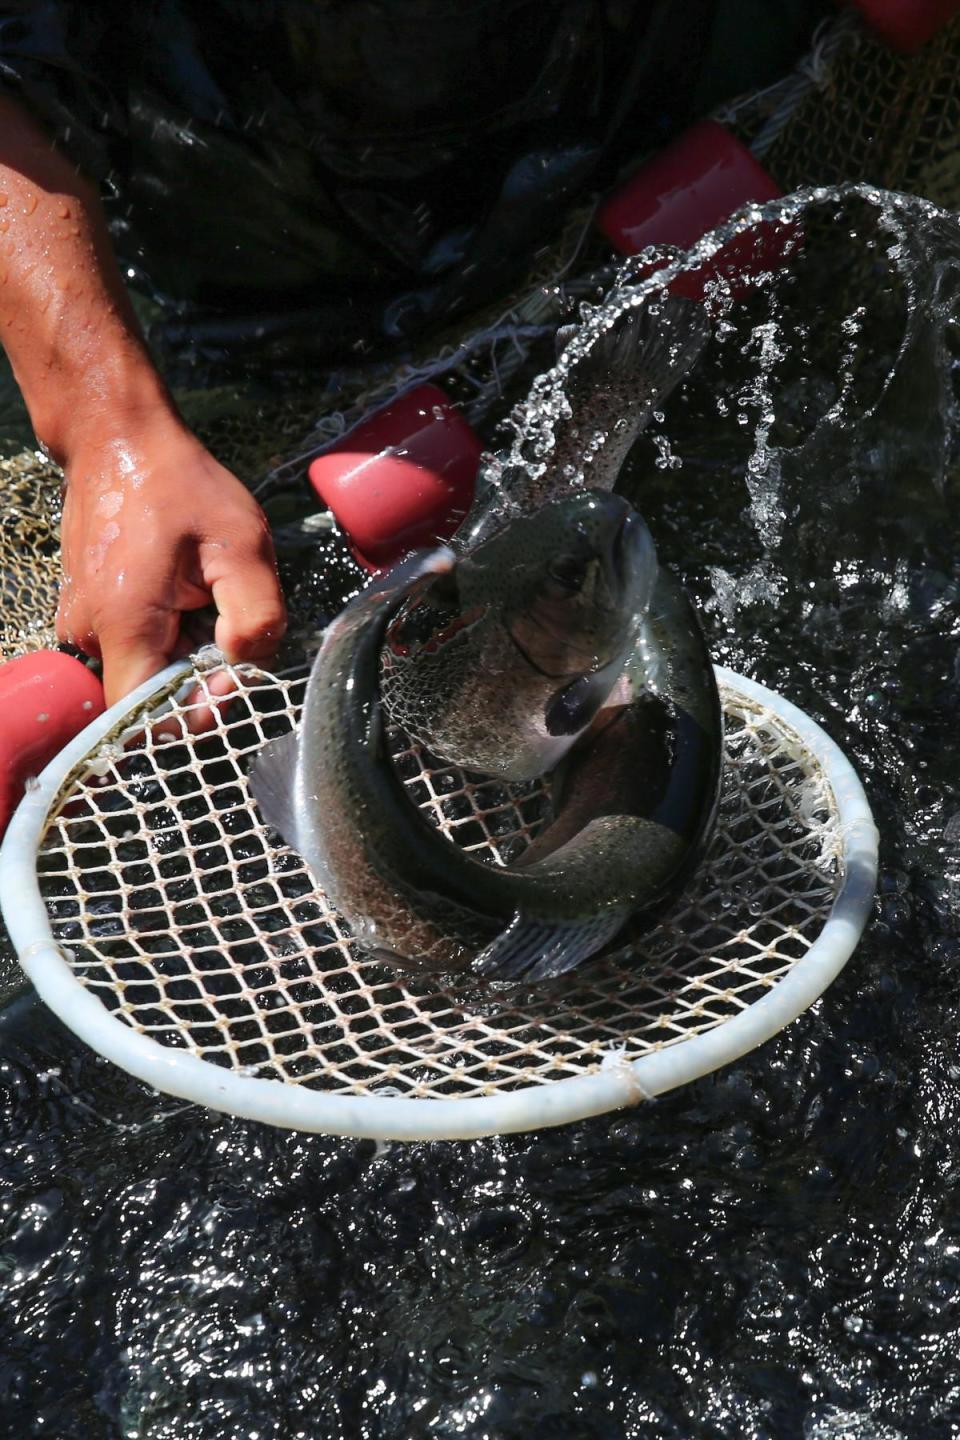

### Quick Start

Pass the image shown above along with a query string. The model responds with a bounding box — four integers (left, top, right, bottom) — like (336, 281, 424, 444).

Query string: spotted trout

(249, 521, 715, 981)
(381, 294, 710, 779)
(381, 490, 658, 782)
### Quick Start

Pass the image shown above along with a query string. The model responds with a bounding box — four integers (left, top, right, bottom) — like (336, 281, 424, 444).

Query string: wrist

(30, 339, 182, 471)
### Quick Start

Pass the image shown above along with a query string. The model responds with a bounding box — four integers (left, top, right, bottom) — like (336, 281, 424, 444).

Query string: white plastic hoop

(0, 660, 877, 1140)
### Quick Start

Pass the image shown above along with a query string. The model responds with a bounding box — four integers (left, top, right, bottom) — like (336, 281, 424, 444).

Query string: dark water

(1, 187, 959, 1439)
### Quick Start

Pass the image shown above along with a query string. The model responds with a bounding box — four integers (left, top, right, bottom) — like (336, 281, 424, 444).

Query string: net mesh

(4, 13, 960, 670)
(0, 450, 63, 658)
(742, 13, 960, 211)
(32, 663, 842, 1101)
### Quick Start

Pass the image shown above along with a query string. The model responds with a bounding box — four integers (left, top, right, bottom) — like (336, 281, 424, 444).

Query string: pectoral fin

(473, 909, 628, 983)
(544, 648, 630, 737)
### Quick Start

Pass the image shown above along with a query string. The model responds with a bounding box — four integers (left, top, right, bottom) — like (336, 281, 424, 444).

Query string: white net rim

(0, 662, 878, 1141)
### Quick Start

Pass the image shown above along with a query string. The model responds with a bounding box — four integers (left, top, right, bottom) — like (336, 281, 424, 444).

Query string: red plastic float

(0, 650, 105, 837)
(308, 383, 482, 571)
(846, 0, 960, 51)
(597, 120, 791, 301)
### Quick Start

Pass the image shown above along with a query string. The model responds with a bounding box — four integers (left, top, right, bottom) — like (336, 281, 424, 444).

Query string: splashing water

(1, 184, 960, 1438)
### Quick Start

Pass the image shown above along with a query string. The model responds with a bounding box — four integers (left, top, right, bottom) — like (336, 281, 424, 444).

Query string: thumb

(100, 606, 181, 708)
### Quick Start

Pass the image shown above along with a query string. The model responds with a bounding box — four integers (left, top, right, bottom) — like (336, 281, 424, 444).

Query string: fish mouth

(608, 506, 657, 600)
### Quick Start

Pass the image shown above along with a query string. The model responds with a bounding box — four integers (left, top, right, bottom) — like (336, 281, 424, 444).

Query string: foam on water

(1, 185, 960, 1437)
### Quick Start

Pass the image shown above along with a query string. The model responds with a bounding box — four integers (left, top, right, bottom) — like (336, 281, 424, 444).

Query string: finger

(99, 605, 181, 708)
(208, 544, 287, 664)
(151, 669, 239, 741)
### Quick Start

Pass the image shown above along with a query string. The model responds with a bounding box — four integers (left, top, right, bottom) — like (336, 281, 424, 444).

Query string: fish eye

(545, 556, 587, 594)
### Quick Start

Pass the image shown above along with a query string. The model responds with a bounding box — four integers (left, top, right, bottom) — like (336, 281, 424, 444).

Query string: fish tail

(549, 296, 710, 494)
(575, 294, 709, 428)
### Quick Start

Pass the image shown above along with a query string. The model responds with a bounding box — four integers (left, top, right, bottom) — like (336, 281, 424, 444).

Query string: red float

(845, 0, 960, 51)
(0, 650, 105, 837)
(597, 120, 793, 301)
(308, 383, 482, 571)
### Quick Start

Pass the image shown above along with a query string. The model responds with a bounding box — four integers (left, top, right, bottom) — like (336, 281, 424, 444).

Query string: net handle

(0, 662, 878, 1141)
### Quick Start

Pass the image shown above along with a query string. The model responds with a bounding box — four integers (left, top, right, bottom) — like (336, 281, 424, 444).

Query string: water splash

(489, 184, 960, 570)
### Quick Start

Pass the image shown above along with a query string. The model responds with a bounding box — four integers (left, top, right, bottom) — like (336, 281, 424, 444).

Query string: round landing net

(0, 659, 876, 1140)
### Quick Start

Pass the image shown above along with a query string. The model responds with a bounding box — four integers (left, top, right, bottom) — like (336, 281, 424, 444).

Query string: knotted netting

(0, 449, 63, 658)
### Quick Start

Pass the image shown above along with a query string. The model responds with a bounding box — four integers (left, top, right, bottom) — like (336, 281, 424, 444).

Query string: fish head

(457, 489, 653, 668)
(458, 490, 656, 676)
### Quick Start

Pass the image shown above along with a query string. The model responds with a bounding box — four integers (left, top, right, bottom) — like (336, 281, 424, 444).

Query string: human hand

(0, 96, 284, 708)
(56, 414, 287, 706)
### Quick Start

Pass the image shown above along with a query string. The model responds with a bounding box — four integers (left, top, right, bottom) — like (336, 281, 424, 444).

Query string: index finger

(99, 605, 180, 708)
(208, 544, 287, 665)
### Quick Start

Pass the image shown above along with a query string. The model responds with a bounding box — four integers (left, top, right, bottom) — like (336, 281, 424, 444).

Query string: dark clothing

(0, 1, 823, 366)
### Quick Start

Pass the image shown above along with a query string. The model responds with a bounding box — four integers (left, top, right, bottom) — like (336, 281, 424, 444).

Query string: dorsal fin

(248, 729, 302, 851)
(473, 910, 627, 982)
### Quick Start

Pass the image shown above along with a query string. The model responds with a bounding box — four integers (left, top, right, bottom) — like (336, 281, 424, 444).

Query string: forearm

(0, 94, 174, 462)
(0, 95, 284, 701)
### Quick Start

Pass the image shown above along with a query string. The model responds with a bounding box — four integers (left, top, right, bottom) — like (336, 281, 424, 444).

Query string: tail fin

(547, 295, 710, 494)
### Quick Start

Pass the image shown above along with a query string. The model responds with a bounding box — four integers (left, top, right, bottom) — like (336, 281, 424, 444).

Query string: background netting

(733, 12, 960, 207)
(32, 664, 842, 1101)
(3, 9, 960, 667)
(0, 449, 63, 658)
